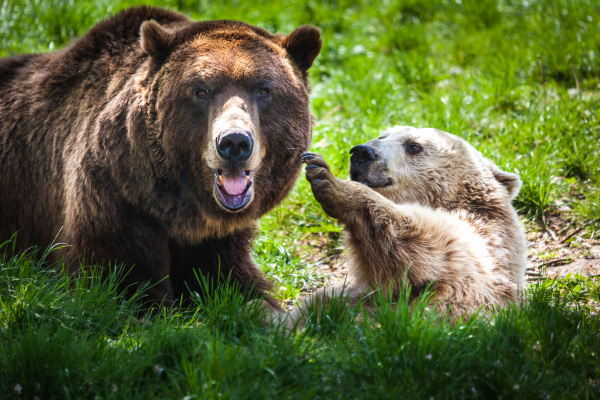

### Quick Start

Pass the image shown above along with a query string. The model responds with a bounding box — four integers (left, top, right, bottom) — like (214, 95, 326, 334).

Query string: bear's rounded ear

(487, 161, 522, 200)
(281, 25, 322, 73)
(140, 20, 174, 61)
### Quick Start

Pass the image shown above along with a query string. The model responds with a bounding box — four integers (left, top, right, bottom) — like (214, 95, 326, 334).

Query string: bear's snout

(349, 144, 393, 188)
(216, 129, 254, 164)
(350, 144, 377, 167)
(350, 144, 378, 183)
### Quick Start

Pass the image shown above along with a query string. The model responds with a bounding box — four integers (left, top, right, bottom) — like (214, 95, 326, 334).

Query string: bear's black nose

(217, 130, 254, 163)
(350, 145, 377, 166)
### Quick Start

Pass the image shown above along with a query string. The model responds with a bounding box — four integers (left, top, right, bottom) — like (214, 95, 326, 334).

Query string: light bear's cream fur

(286, 126, 527, 324)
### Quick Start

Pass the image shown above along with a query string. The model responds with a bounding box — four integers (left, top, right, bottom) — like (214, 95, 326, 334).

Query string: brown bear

(288, 125, 527, 323)
(0, 6, 322, 307)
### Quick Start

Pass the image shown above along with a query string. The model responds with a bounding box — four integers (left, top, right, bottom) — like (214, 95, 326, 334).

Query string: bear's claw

(301, 152, 330, 169)
(300, 152, 316, 162)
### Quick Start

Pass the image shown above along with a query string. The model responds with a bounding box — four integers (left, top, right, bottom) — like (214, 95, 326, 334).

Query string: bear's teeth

(219, 175, 224, 186)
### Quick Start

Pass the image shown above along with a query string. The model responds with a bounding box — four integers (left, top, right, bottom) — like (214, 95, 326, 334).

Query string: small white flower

(14, 384, 22, 394)
(425, 354, 432, 360)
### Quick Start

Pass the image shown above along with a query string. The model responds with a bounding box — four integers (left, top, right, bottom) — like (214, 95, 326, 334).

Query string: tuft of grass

(186, 268, 269, 339)
(295, 285, 357, 337)
(0, 238, 142, 339)
(513, 146, 562, 224)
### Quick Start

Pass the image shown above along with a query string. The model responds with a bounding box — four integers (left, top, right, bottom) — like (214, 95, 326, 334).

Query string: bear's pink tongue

(221, 169, 247, 195)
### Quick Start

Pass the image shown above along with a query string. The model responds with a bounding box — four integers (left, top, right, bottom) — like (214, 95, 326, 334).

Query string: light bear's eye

(406, 142, 423, 155)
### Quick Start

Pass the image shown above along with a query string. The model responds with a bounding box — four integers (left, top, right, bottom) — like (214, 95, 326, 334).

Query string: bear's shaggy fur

(0, 6, 322, 307)
(293, 126, 527, 322)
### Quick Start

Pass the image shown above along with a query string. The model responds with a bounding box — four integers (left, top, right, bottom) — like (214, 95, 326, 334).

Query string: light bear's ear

(140, 20, 174, 62)
(487, 161, 522, 200)
(281, 25, 322, 73)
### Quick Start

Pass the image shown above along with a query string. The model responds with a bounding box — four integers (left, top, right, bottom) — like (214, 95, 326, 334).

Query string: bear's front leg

(301, 152, 354, 221)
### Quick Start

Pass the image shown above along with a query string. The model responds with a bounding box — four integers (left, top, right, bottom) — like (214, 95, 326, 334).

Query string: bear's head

(348, 126, 521, 216)
(133, 19, 321, 240)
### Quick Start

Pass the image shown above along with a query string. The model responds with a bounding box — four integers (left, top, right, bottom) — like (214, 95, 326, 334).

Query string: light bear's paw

(301, 152, 333, 182)
(301, 152, 343, 219)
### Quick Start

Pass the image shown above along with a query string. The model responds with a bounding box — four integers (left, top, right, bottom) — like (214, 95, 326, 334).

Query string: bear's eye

(196, 89, 208, 99)
(406, 142, 423, 155)
(257, 87, 270, 97)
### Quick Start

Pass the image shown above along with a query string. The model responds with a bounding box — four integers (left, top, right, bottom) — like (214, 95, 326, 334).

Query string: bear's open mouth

(213, 168, 254, 211)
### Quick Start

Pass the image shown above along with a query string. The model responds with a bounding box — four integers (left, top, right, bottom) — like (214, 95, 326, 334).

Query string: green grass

(1, 0, 600, 398)
(1, 242, 599, 399)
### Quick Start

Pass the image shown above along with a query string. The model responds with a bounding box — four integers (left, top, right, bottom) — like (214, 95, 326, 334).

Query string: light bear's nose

(350, 145, 377, 166)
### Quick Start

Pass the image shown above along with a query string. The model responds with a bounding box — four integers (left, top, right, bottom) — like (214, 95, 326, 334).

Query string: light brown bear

(293, 125, 527, 322)
(0, 6, 321, 308)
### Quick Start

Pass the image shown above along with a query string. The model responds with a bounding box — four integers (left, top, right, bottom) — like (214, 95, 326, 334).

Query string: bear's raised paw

(301, 152, 345, 219)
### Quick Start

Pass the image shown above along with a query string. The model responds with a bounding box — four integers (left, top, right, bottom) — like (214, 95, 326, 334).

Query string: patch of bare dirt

(293, 231, 349, 292)
(526, 213, 600, 281)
